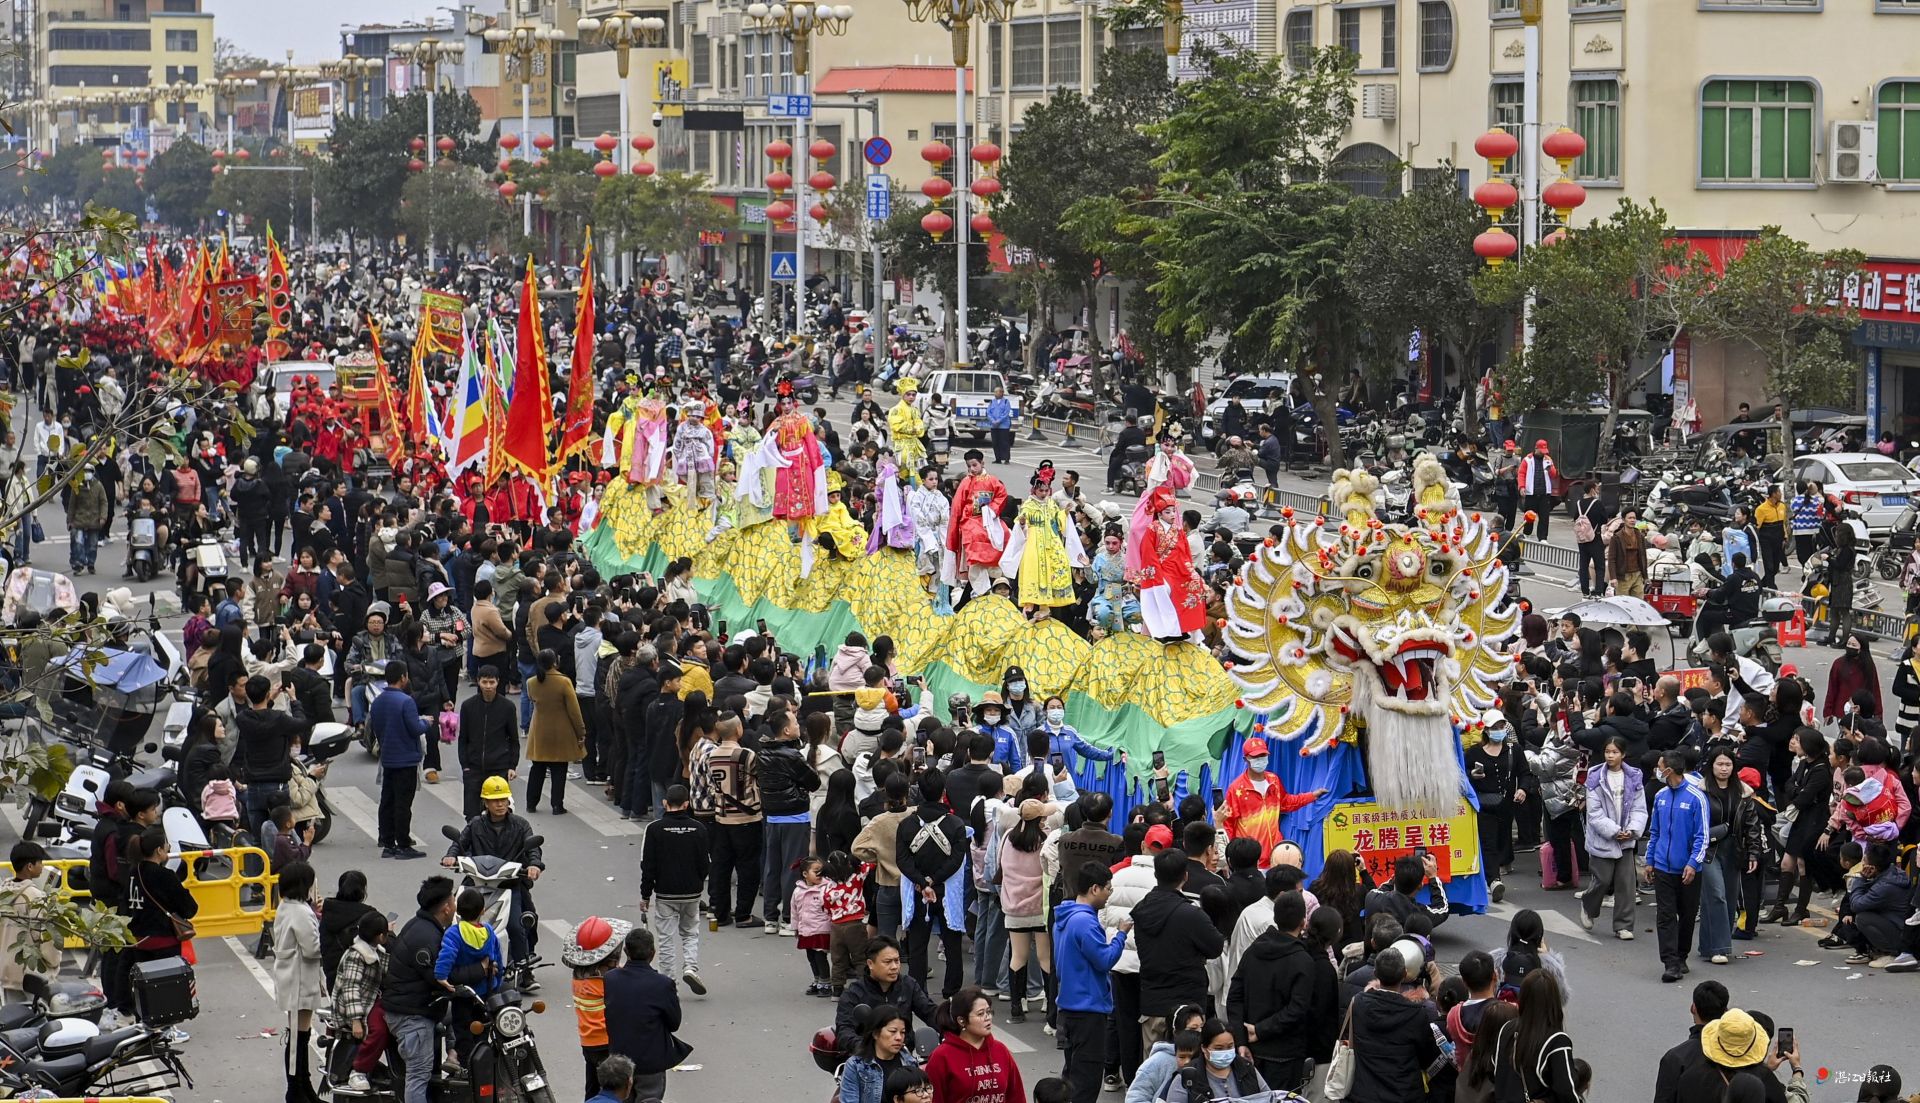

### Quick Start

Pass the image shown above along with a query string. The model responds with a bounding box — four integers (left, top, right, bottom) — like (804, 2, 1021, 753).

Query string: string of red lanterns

(1470, 126, 1586, 266)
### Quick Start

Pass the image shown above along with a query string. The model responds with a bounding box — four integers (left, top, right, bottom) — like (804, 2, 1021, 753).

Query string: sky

(202, 0, 454, 64)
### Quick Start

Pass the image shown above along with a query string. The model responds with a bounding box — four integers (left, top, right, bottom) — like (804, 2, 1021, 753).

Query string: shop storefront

(1846, 260, 1920, 444)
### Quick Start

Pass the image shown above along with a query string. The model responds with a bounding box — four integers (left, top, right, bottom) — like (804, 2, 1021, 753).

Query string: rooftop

(811, 66, 975, 95)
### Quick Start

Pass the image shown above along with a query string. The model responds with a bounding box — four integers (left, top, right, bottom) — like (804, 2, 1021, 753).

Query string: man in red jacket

(1220, 737, 1324, 867)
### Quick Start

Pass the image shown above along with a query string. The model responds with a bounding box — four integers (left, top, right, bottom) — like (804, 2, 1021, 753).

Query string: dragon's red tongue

(1404, 659, 1426, 697)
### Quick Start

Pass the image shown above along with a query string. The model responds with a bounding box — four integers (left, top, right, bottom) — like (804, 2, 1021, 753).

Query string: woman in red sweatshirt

(923, 987, 1026, 1103)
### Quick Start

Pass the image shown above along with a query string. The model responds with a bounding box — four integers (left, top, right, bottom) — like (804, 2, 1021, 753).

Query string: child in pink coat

(792, 856, 832, 997)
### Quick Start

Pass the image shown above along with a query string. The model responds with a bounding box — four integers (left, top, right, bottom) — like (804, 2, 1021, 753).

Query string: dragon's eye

(1354, 561, 1375, 580)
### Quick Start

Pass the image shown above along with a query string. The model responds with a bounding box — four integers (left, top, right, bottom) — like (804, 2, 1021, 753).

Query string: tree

(875, 201, 993, 359)
(397, 165, 507, 257)
(1696, 228, 1865, 447)
(1068, 47, 1363, 465)
(1479, 199, 1714, 463)
(624, 172, 732, 270)
(214, 37, 269, 76)
(145, 139, 216, 228)
(317, 90, 488, 248)
(1343, 170, 1505, 434)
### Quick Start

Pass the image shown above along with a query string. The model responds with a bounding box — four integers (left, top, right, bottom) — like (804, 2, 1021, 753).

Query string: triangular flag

(557, 230, 597, 466)
(498, 257, 553, 483)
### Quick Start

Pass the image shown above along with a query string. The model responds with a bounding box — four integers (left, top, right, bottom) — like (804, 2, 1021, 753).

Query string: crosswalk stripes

(324, 784, 384, 843)
(420, 769, 645, 837)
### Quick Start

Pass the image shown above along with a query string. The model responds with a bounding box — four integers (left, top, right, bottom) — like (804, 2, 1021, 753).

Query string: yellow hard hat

(480, 776, 512, 801)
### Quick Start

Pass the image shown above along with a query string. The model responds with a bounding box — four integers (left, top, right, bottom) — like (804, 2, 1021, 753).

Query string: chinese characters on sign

(1321, 800, 1481, 885)
(1175, 0, 1255, 82)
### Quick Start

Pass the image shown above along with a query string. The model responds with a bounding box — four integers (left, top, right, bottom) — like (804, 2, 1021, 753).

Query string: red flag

(264, 226, 292, 361)
(498, 256, 553, 483)
(484, 327, 508, 488)
(406, 310, 433, 445)
(367, 317, 407, 453)
(557, 233, 597, 465)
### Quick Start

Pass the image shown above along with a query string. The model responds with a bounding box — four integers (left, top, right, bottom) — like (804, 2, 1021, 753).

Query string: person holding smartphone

(1036, 695, 1126, 780)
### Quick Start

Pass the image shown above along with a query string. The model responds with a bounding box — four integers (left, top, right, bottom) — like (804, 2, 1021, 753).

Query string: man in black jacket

(616, 645, 661, 817)
(752, 707, 819, 933)
(457, 667, 521, 818)
(1052, 793, 1124, 908)
(1131, 848, 1225, 1042)
(832, 935, 941, 1053)
(640, 784, 712, 995)
(235, 675, 305, 837)
(1226, 891, 1327, 1091)
(605, 927, 687, 1103)
(894, 770, 968, 998)
(1654, 980, 1729, 1103)
(1571, 689, 1653, 766)
(1344, 947, 1441, 1103)
(383, 876, 471, 1103)
(443, 777, 545, 973)
(286, 644, 334, 730)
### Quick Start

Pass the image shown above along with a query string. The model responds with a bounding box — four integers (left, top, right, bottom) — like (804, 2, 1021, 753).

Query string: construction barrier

(1028, 415, 1048, 442)
(2, 846, 277, 947)
(1778, 607, 1808, 648)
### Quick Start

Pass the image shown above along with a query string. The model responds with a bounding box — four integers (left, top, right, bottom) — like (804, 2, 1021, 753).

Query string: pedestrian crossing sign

(771, 252, 797, 282)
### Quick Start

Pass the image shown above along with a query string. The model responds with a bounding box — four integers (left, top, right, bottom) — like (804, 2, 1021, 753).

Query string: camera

(651, 110, 664, 127)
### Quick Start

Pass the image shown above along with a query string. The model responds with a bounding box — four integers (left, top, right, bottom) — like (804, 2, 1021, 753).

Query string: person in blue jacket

(1037, 695, 1126, 776)
(1644, 750, 1709, 984)
(434, 887, 505, 1066)
(973, 691, 1023, 771)
(1053, 860, 1131, 1103)
(372, 659, 431, 859)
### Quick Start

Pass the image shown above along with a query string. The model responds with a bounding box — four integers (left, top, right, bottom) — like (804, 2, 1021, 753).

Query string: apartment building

(26, 0, 214, 149)
(1278, 0, 1920, 431)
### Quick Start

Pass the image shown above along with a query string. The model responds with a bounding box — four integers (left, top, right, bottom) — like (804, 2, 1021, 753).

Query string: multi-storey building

(24, 0, 214, 151)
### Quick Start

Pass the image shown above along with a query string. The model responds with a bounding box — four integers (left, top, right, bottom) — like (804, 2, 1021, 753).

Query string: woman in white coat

(272, 860, 327, 1103)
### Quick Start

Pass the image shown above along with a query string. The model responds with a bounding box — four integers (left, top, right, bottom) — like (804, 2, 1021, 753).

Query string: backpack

(1572, 500, 1597, 544)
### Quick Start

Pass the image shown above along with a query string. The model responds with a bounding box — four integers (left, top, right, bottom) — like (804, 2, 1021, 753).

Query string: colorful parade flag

(264, 226, 293, 361)
(497, 257, 553, 482)
(557, 231, 597, 466)
(445, 321, 490, 481)
(366, 316, 407, 452)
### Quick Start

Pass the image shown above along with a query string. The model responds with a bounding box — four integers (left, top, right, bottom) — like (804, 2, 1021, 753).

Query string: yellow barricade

(3, 846, 278, 947)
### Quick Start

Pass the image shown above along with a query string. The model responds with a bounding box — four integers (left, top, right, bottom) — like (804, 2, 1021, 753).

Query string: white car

(1791, 452, 1920, 533)
(268, 362, 338, 418)
(925, 368, 1020, 442)
(1200, 374, 1295, 445)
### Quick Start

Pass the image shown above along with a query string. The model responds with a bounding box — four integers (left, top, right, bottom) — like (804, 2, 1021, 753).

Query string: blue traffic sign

(767, 94, 813, 118)
(863, 137, 892, 166)
(771, 251, 798, 282)
(865, 173, 892, 221)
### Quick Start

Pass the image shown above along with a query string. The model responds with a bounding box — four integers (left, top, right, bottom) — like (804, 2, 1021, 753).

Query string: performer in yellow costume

(815, 470, 868, 562)
(1000, 469, 1087, 617)
(888, 378, 928, 470)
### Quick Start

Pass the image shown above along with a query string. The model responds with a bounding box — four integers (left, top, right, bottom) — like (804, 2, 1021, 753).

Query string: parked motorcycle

(0, 1012, 190, 1099)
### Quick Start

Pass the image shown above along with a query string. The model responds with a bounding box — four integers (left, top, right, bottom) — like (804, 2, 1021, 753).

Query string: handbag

(29, 518, 43, 544)
(1773, 802, 1800, 849)
(137, 865, 196, 942)
(1323, 1002, 1357, 1101)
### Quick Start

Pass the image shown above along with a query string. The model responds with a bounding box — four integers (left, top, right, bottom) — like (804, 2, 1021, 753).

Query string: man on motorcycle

(442, 776, 545, 982)
(1697, 551, 1761, 642)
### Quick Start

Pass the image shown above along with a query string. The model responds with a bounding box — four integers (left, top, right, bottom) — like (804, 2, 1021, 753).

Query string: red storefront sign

(1675, 233, 1920, 323)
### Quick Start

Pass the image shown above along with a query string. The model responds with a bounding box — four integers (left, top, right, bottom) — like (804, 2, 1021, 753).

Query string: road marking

(223, 935, 278, 998)
(325, 784, 384, 843)
(559, 785, 647, 837)
(999, 1031, 1034, 1053)
(1486, 899, 1598, 945)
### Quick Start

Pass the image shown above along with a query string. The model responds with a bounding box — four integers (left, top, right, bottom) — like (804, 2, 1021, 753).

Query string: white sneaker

(1886, 953, 1919, 972)
(1575, 907, 1593, 932)
(1489, 880, 1506, 903)
(345, 1072, 372, 1092)
(996, 990, 1011, 1002)
(1709, 954, 1729, 965)
(1617, 930, 1636, 941)
(779, 922, 796, 937)
(1870, 955, 1901, 969)
(1905, 910, 1920, 927)
(163, 1027, 191, 1044)
(763, 920, 780, 934)
(1043, 1022, 1056, 1036)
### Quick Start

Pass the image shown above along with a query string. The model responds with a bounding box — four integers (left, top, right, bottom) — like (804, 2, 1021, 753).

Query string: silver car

(1791, 452, 1920, 533)
(1200, 374, 1295, 445)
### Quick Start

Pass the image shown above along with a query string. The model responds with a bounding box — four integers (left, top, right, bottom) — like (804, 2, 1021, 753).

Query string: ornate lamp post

(392, 36, 467, 271)
(745, 0, 854, 332)
(575, 11, 667, 177)
(206, 77, 258, 153)
(485, 11, 567, 237)
(901, 0, 1013, 365)
(320, 54, 380, 119)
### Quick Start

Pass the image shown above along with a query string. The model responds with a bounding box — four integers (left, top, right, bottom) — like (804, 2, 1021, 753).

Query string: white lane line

(558, 785, 646, 837)
(999, 1031, 1034, 1054)
(325, 784, 384, 843)
(222, 935, 278, 998)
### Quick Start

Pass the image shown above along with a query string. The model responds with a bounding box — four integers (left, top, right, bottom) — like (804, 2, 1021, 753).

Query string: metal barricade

(1519, 539, 1580, 573)
(1, 846, 277, 946)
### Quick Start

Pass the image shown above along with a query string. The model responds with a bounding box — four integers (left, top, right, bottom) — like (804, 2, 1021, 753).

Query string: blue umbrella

(54, 647, 169, 695)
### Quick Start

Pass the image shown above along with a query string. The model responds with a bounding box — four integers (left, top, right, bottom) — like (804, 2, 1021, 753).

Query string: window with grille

(1011, 20, 1045, 87)
(1878, 82, 1920, 180)
(1491, 0, 1519, 13)
(694, 132, 712, 173)
(692, 33, 711, 86)
(1699, 79, 1815, 182)
(1490, 79, 1523, 136)
(1571, 77, 1620, 181)
(1418, 1, 1452, 70)
(1336, 9, 1360, 59)
(1379, 4, 1396, 69)
(1048, 16, 1081, 86)
(1112, 25, 1162, 54)
(989, 23, 1004, 92)
(164, 29, 197, 51)
(1283, 8, 1313, 68)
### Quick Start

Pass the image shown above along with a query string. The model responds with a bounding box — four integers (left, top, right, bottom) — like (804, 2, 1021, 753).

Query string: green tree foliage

(875, 200, 994, 356)
(1695, 228, 1865, 443)
(208, 149, 322, 238)
(592, 171, 732, 271)
(1478, 199, 1713, 461)
(316, 90, 488, 246)
(214, 37, 270, 76)
(144, 139, 216, 228)
(397, 164, 507, 257)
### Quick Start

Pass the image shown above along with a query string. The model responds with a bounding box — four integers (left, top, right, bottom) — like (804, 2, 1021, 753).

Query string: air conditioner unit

(721, 12, 742, 36)
(1361, 83, 1397, 122)
(1829, 119, 1877, 183)
(980, 98, 1001, 125)
(562, 87, 579, 104)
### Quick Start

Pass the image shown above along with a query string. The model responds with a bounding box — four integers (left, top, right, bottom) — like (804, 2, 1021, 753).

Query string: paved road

(3, 391, 1905, 1100)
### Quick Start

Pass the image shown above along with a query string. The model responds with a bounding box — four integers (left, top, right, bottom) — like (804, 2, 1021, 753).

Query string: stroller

(1873, 503, 1918, 582)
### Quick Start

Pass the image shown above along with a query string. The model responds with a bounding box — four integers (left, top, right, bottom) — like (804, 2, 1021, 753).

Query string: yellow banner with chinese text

(1322, 799, 1482, 885)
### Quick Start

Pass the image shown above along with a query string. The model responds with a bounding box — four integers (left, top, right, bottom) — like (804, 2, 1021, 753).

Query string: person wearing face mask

(972, 692, 1023, 771)
(1218, 737, 1325, 868)
(1822, 632, 1882, 723)
(1466, 711, 1525, 903)
(65, 459, 108, 575)
(999, 667, 1041, 743)
(1037, 695, 1125, 778)
(1165, 1019, 1269, 1103)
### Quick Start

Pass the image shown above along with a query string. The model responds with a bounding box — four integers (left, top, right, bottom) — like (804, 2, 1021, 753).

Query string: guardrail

(2, 846, 277, 947)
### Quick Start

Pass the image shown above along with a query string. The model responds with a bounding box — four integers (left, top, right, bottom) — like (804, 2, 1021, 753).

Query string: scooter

(0, 1012, 190, 1099)
(127, 516, 158, 582)
(1686, 594, 1794, 673)
(440, 826, 546, 991)
(1112, 445, 1153, 497)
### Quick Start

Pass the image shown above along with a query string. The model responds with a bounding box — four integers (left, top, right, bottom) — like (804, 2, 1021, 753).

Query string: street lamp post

(745, 0, 854, 333)
(902, 0, 1012, 366)
(392, 36, 467, 271)
(576, 10, 668, 285)
(320, 54, 380, 119)
(207, 76, 258, 153)
(485, 13, 566, 238)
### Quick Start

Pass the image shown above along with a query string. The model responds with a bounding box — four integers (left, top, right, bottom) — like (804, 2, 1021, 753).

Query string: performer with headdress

(1086, 522, 1138, 635)
(999, 468, 1087, 618)
(669, 403, 718, 506)
(943, 448, 1009, 598)
(888, 378, 928, 470)
(1128, 485, 1208, 642)
(1145, 430, 1197, 492)
(814, 470, 868, 562)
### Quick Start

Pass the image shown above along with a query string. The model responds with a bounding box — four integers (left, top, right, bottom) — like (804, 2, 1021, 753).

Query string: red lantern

(969, 176, 1001, 200)
(765, 169, 793, 193)
(499, 180, 519, 198)
(808, 138, 835, 162)
(211, 165, 222, 176)
(134, 150, 147, 161)
(593, 159, 618, 177)
(969, 142, 1001, 166)
(1541, 228, 1569, 247)
(921, 209, 953, 240)
(808, 170, 835, 194)
(920, 141, 951, 165)
(1473, 228, 1518, 266)
(436, 136, 456, 154)
(211, 149, 226, 159)
(235, 148, 251, 161)
(1472, 180, 1517, 217)
(270, 147, 285, 159)
(809, 202, 830, 223)
(765, 139, 792, 162)
(498, 158, 514, 173)
(631, 135, 655, 153)
(593, 132, 618, 153)
(1542, 127, 1587, 173)
(1473, 128, 1519, 173)
(499, 133, 521, 151)
(410, 136, 427, 153)
(632, 162, 655, 176)
(970, 212, 995, 236)
(766, 199, 795, 223)
(532, 133, 555, 151)
(408, 157, 426, 172)
(920, 177, 953, 203)
(1543, 177, 1588, 220)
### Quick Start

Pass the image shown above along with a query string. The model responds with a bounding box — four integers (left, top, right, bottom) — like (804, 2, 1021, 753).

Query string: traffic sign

(865, 173, 892, 221)
(767, 94, 813, 118)
(771, 251, 798, 282)
(863, 137, 892, 166)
